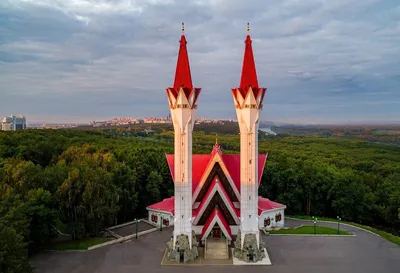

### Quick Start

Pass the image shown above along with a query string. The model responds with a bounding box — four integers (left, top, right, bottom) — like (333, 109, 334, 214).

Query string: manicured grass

(288, 215, 400, 246)
(270, 226, 350, 235)
(47, 237, 112, 250)
(289, 215, 337, 222)
(349, 223, 400, 246)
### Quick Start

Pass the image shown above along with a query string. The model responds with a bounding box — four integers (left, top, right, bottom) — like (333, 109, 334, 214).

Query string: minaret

(166, 23, 201, 249)
(232, 23, 267, 252)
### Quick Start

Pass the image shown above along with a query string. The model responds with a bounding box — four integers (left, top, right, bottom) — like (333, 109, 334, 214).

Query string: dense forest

(271, 124, 400, 145)
(0, 128, 399, 272)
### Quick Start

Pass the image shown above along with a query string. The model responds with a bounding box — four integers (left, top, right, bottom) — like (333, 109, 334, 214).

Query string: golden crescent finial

(182, 22, 185, 33)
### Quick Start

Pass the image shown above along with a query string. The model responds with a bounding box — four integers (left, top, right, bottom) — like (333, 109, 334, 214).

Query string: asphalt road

(30, 218, 400, 273)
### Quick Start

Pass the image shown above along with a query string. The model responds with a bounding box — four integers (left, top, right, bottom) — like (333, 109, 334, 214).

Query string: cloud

(0, 0, 399, 123)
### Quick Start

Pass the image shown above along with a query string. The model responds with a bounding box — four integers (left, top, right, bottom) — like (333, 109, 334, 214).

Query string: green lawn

(288, 216, 400, 246)
(47, 237, 112, 250)
(270, 226, 350, 235)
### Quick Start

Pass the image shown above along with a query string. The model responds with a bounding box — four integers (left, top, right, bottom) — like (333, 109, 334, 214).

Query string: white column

(235, 90, 261, 248)
(170, 89, 197, 248)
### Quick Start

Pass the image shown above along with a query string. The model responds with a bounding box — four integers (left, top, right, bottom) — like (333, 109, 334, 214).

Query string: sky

(0, 0, 399, 124)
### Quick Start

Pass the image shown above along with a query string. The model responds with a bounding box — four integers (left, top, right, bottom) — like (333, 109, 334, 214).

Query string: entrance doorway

(212, 225, 221, 239)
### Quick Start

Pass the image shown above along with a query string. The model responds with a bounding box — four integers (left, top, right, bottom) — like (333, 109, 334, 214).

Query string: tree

(25, 189, 58, 248)
(146, 171, 163, 204)
(0, 224, 33, 273)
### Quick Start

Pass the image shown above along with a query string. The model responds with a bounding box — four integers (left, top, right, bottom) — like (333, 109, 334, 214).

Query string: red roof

(146, 197, 174, 215)
(166, 145, 267, 193)
(166, 154, 211, 193)
(222, 153, 267, 191)
(146, 196, 286, 217)
(201, 207, 232, 240)
(258, 197, 286, 215)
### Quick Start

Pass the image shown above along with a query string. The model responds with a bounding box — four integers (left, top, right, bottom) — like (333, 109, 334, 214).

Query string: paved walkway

(111, 221, 155, 237)
(31, 220, 400, 273)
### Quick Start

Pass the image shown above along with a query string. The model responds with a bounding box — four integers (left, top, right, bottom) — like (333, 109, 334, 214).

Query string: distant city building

(88, 116, 236, 127)
(143, 117, 172, 124)
(1, 115, 26, 131)
(111, 117, 140, 125)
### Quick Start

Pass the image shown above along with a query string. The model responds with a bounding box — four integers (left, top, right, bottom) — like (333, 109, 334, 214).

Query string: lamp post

(135, 218, 139, 239)
(313, 217, 317, 235)
(337, 216, 341, 235)
(158, 213, 163, 231)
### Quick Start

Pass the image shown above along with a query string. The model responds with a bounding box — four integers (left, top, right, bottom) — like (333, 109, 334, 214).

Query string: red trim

(192, 145, 240, 201)
(166, 152, 267, 194)
(194, 177, 239, 224)
(201, 207, 232, 240)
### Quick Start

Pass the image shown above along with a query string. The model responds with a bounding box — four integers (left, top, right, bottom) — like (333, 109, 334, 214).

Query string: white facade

(1, 115, 26, 131)
(258, 208, 285, 229)
(148, 210, 174, 228)
(148, 209, 286, 233)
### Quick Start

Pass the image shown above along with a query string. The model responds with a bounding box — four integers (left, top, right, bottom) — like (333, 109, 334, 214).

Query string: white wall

(148, 210, 174, 227)
(147, 208, 286, 231)
(193, 225, 203, 235)
(193, 225, 240, 235)
(258, 209, 285, 229)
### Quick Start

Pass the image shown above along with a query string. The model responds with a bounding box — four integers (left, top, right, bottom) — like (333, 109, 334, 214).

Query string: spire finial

(247, 22, 250, 34)
(182, 22, 185, 34)
(215, 134, 218, 145)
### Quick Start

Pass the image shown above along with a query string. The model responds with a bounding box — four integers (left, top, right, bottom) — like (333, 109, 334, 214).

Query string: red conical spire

(231, 23, 266, 107)
(166, 23, 201, 109)
(173, 22, 193, 89)
(240, 23, 258, 90)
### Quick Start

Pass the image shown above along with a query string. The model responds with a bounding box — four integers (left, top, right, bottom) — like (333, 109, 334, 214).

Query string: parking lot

(31, 219, 400, 273)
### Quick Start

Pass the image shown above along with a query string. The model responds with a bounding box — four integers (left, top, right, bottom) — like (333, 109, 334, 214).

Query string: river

(259, 127, 277, 135)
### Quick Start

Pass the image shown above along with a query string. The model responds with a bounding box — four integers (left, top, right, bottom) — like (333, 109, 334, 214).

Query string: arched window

(163, 218, 170, 227)
(264, 217, 271, 227)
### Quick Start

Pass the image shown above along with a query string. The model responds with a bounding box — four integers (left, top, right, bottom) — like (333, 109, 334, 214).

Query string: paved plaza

(31, 219, 400, 273)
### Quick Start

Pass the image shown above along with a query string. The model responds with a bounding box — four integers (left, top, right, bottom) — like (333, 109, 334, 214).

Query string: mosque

(147, 23, 286, 263)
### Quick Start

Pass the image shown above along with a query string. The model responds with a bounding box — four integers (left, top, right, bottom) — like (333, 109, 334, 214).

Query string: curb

(107, 219, 145, 230)
(87, 227, 159, 250)
(43, 249, 88, 253)
(286, 217, 380, 237)
(269, 234, 355, 237)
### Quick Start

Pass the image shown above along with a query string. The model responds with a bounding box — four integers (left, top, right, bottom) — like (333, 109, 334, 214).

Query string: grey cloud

(0, 0, 399, 123)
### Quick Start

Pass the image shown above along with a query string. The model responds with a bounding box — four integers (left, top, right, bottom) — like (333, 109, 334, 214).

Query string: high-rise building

(1, 115, 26, 131)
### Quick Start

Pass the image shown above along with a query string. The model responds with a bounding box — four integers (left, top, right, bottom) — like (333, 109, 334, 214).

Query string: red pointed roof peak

(212, 136, 222, 156)
(173, 25, 193, 89)
(240, 32, 259, 90)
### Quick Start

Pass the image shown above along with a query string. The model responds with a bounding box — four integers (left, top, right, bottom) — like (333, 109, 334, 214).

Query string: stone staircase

(205, 239, 229, 260)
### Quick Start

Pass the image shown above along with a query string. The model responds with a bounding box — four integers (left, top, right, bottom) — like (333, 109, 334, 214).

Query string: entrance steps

(205, 239, 229, 259)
